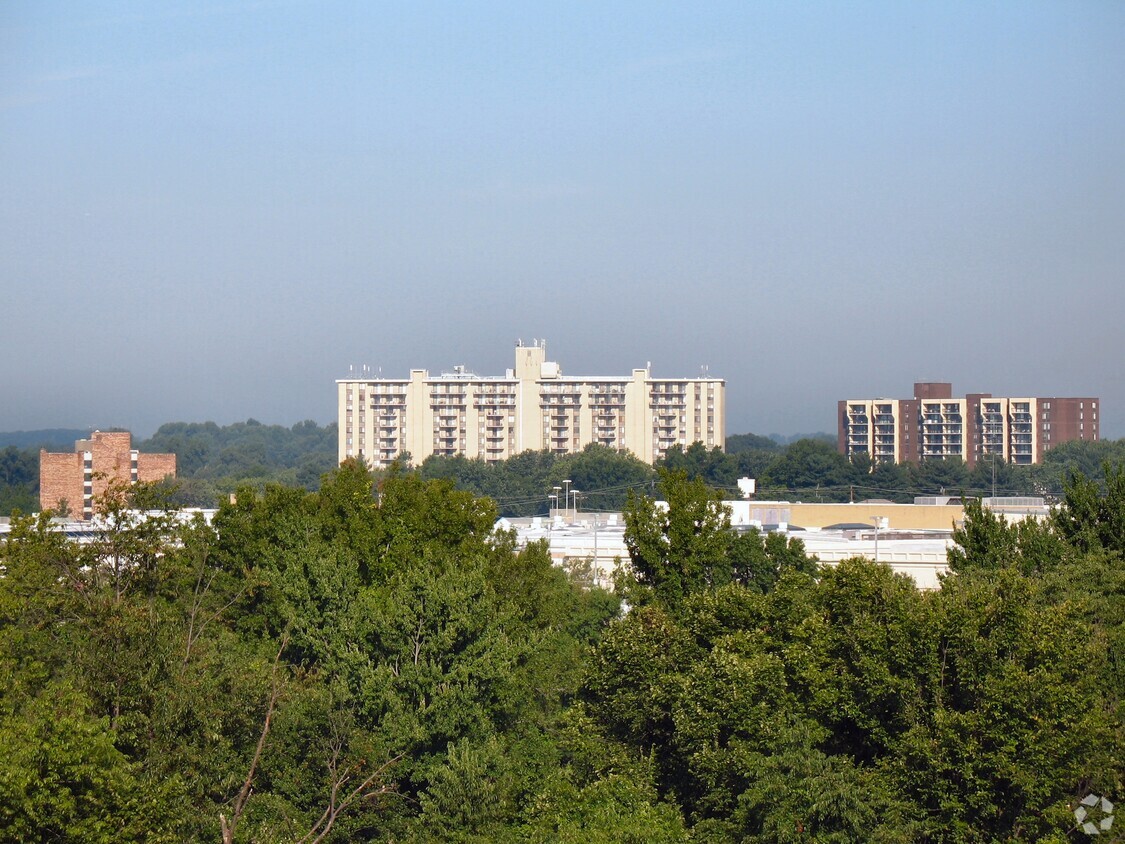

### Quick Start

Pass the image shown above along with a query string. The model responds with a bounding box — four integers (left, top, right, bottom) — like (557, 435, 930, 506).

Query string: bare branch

(297, 754, 401, 844)
(184, 578, 246, 667)
(221, 632, 290, 844)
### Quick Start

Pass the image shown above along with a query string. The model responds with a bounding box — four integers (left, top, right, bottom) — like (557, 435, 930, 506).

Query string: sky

(2, 1, 1123, 439)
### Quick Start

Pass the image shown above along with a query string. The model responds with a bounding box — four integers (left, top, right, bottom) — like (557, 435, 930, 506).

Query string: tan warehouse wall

(729, 501, 965, 532)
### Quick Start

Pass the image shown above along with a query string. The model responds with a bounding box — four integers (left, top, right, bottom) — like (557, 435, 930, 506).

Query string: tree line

(0, 461, 1121, 841)
(4, 421, 1125, 518)
(420, 437, 1125, 515)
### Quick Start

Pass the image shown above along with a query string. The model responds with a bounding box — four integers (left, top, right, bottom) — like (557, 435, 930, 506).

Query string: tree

(908, 457, 967, 496)
(554, 444, 654, 513)
(760, 439, 851, 499)
(0, 445, 38, 516)
(726, 528, 817, 593)
(803, 559, 933, 763)
(1052, 462, 1125, 555)
(521, 769, 688, 843)
(948, 497, 1068, 575)
(724, 433, 780, 455)
(581, 604, 700, 763)
(0, 683, 182, 843)
(85, 477, 179, 603)
(890, 568, 1117, 841)
(624, 469, 734, 607)
(726, 720, 916, 843)
(659, 443, 738, 490)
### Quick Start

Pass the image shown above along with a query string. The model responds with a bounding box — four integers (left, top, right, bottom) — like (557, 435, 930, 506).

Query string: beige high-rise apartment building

(838, 382, 1099, 468)
(338, 341, 725, 467)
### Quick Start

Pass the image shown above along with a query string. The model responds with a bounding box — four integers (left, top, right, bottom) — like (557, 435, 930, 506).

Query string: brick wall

(137, 452, 177, 482)
(89, 432, 134, 502)
(39, 450, 84, 517)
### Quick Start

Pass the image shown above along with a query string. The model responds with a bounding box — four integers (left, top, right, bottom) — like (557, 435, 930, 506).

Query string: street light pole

(592, 515, 599, 589)
(870, 515, 887, 563)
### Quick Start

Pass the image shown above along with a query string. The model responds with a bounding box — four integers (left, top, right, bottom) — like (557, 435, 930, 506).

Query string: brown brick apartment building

(40, 431, 176, 519)
(838, 383, 1099, 468)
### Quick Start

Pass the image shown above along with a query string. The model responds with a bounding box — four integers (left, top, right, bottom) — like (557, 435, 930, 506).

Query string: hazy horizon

(4, 3, 1123, 438)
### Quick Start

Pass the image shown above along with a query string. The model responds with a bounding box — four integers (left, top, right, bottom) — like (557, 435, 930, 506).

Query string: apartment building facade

(838, 382, 1099, 467)
(40, 430, 177, 520)
(338, 341, 725, 467)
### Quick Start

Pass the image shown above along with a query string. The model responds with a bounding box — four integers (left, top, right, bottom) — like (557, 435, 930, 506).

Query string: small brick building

(40, 431, 177, 520)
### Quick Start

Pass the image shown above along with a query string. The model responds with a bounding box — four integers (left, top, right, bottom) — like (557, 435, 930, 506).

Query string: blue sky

(2, 1, 1123, 438)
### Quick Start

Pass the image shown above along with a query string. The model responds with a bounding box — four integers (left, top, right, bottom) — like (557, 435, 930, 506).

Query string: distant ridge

(0, 428, 92, 450)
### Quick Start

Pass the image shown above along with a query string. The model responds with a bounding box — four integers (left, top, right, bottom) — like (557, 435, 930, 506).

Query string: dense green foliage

(2, 458, 1121, 841)
(138, 419, 338, 505)
(0, 465, 631, 842)
(0, 446, 38, 515)
(419, 444, 655, 516)
(585, 468, 1124, 842)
